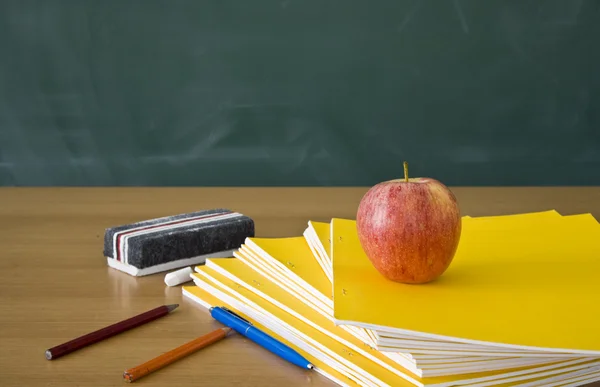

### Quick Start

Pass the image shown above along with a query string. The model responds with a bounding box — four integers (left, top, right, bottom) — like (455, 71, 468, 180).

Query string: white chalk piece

(164, 267, 193, 287)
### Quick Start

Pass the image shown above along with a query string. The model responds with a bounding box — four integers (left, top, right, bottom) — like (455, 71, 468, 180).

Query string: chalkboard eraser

(103, 209, 254, 276)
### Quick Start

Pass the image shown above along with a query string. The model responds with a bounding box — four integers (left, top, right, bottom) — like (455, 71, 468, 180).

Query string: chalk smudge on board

(398, 0, 422, 34)
(453, 0, 469, 34)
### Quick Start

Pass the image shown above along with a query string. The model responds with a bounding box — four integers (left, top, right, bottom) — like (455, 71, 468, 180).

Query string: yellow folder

(331, 211, 600, 353)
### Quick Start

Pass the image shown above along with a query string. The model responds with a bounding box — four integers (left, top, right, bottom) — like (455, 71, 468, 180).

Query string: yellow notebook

(311, 220, 332, 263)
(198, 258, 592, 379)
(202, 258, 425, 376)
(238, 239, 376, 347)
(304, 220, 333, 282)
(185, 260, 600, 386)
(302, 212, 573, 355)
(331, 211, 600, 354)
(181, 285, 357, 387)
(234, 245, 334, 324)
(244, 236, 331, 302)
(243, 218, 585, 357)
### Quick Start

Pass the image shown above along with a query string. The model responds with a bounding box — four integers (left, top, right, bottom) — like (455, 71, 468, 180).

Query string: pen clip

(221, 307, 252, 325)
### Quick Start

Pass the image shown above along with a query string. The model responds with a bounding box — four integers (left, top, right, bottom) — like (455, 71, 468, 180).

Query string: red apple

(356, 162, 461, 284)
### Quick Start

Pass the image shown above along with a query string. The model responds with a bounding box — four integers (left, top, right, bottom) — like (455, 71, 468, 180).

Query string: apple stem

(403, 161, 409, 182)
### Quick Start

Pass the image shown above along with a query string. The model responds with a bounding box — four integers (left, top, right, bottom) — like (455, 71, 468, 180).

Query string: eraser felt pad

(103, 209, 254, 276)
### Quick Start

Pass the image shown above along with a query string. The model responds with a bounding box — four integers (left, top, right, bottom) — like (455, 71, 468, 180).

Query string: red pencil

(45, 304, 179, 360)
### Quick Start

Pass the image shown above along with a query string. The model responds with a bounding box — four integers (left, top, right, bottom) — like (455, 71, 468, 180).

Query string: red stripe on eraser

(115, 211, 232, 262)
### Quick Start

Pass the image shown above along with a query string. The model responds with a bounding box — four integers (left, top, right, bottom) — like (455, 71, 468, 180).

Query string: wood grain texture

(0, 187, 599, 387)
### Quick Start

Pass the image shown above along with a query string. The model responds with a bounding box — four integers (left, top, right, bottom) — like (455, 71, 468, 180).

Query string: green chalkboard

(0, 0, 599, 186)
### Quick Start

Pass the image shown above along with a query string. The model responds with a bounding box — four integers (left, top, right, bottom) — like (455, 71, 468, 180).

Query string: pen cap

(210, 307, 250, 334)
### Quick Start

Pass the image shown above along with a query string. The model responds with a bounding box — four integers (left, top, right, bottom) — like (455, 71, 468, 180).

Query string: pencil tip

(167, 304, 179, 312)
(123, 371, 133, 383)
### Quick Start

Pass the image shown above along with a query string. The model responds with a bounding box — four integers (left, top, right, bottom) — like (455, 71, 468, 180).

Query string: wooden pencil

(123, 327, 232, 383)
(45, 304, 179, 360)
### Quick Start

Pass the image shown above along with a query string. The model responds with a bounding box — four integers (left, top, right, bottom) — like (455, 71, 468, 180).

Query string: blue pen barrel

(210, 307, 250, 334)
(245, 326, 311, 369)
(210, 307, 312, 369)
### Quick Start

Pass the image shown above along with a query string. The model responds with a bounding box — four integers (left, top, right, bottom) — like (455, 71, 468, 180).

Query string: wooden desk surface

(1, 187, 599, 387)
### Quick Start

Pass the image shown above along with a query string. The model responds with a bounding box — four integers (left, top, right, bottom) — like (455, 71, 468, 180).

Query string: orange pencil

(123, 327, 232, 382)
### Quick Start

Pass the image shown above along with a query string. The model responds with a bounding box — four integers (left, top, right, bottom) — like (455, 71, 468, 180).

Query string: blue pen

(210, 306, 314, 370)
